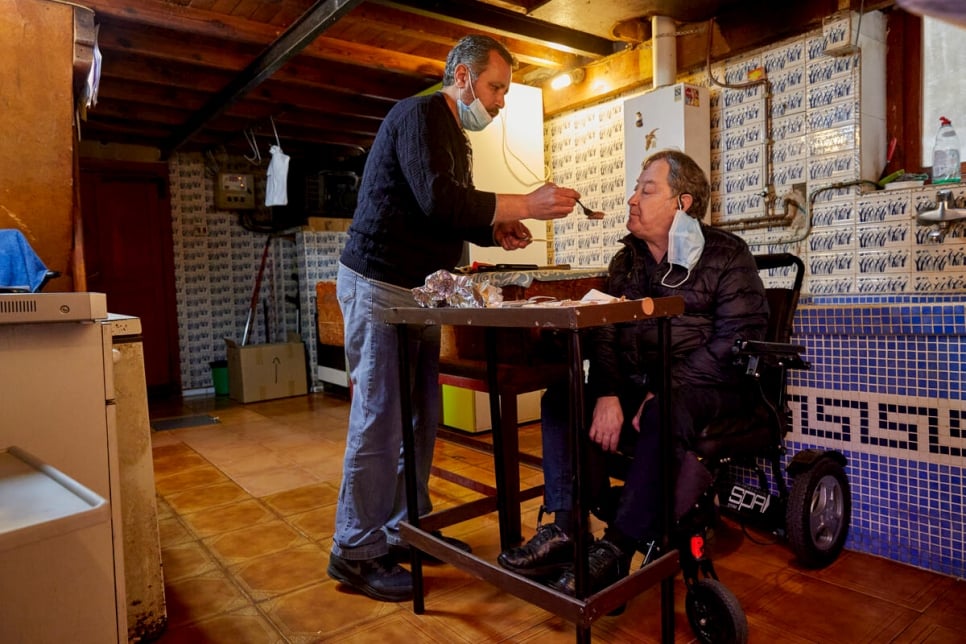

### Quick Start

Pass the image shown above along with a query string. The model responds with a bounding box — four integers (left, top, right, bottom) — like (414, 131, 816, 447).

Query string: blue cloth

(0, 229, 49, 292)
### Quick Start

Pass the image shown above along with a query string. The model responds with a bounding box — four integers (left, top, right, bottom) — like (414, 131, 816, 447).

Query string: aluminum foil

(412, 269, 502, 308)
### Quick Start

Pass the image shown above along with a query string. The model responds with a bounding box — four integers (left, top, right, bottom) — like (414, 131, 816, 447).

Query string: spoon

(576, 199, 605, 219)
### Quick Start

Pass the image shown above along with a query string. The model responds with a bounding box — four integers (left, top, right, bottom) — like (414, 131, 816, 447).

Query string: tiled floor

(148, 392, 965, 643)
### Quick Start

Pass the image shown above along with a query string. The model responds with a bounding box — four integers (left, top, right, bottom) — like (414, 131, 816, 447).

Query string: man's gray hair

(443, 35, 515, 86)
(642, 149, 711, 220)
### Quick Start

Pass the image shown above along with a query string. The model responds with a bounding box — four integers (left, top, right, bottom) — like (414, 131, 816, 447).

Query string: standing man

(328, 34, 579, 602)
(498, 150, 768, 595)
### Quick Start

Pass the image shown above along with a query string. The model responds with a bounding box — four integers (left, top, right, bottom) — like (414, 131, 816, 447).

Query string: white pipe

(651, 15, 676, 89)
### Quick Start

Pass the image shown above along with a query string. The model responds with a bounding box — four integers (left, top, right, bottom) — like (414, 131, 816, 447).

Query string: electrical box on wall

(623, 83, 710, 208)
(215, 172, 255, 210)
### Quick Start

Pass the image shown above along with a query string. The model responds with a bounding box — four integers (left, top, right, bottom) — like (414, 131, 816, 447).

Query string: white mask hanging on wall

(265, 117, 290, 207)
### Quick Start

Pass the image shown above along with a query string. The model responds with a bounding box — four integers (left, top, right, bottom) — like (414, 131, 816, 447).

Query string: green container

(210, 360, 229, 396)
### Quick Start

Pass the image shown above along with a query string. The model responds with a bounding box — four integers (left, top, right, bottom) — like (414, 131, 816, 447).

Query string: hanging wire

(270, 116, 282, 148)
(243, 129, 261, 164)
(495, 103, 551, 188)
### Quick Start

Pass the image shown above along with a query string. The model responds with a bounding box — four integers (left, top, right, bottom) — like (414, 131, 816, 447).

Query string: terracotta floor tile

(231, 543, 330, 601)
(416, 580, 559, 642)
(181, 498, 278, 538)
(154, 465, 231, 496)
(157, 515, 195, 547)
(261, 482, 340, 516)
(921, 579, 966, 631)
(204, 520, 311, 566)
(196, 440, 277, 468)
(164, 480, 251, 514)
(273, 440, 347, 472)
(260, 581, 401, 644)
(209, 449, 295, 477)
(287, 505, 337, 542)
(151, 442, 210, 478)
(739, 569, 920, 642)
(802, 549, 957, 611)
(161, 540, 221, 582)
(231, 464, 323, 497)
(162, 571, 251, 628)
(320, 610, 456, 644)
(156, 607, 285, 644)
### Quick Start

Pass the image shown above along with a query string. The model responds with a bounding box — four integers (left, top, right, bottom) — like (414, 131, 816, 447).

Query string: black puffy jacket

(587, 226, 768, 400)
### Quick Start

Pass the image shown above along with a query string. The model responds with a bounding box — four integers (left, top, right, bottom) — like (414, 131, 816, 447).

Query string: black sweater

(340, 92, 498, 288)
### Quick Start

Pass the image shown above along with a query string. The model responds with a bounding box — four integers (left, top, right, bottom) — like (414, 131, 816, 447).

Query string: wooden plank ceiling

(75, 0, 880, 160)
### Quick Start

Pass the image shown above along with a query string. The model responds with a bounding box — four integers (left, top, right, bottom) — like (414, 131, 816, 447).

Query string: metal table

(385, 297, 684, 644)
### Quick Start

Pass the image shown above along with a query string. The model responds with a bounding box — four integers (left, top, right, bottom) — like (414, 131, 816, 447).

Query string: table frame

(386, 297, 684, 644)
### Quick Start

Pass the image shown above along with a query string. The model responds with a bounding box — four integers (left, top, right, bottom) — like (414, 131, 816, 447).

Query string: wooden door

(80, 160, 181, 394)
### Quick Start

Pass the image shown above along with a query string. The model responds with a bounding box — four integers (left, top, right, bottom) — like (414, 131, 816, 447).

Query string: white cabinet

(0, 293, 127, 643)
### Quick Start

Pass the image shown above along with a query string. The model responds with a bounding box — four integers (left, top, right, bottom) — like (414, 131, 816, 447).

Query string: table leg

(483, 328, 522, 549)
(396, 323, 424, 613)
(658, 318, 674, 643)
(497, 394, 523, 547)
(567, 329, 590, 603)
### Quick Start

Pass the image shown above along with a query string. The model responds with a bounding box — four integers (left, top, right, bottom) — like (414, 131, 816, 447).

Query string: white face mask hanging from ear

(458, 71, 493, 132)
(662, 196, 705, 288)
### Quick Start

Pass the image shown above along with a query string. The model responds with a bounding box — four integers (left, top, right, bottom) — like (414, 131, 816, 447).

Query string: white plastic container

(0, 446, 119, 644)
(932, 116, 962, 184)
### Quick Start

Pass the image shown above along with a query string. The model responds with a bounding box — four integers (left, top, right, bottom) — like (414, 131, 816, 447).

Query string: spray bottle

(932, 116, 961, 185)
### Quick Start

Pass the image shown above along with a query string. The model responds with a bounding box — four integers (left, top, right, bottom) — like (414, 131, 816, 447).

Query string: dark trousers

(540, 382, 753, 542)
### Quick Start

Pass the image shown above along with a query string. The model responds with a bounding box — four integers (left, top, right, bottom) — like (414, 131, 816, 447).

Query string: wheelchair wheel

(685, 578, 748, 644)
(786, 457, 851, 568)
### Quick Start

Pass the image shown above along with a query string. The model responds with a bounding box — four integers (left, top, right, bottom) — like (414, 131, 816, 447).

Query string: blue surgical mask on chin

(458, 75, 493, 132)
(662, 209, 705, 288)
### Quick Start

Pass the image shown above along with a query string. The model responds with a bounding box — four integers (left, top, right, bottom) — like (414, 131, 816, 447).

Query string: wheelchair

(598, 253, 851, 644)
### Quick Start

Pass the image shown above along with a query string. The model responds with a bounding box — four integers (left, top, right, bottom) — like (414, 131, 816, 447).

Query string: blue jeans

(331, 263, 441, 560)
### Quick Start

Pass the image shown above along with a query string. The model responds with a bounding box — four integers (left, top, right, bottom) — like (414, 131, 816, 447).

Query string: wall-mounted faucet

(916, 189, 966, 242)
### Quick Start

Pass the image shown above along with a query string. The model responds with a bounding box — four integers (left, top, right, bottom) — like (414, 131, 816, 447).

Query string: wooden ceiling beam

(96, 22, 425, 101)
(375, 0, 616, 57)
(85, 0, 447, 78)
(542, 0, 875, 115)
(342, 3, 584, 69)
(165, 0, 369, 154)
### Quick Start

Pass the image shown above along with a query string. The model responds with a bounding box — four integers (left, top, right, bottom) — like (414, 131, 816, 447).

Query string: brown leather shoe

(497, 523, 574, 578)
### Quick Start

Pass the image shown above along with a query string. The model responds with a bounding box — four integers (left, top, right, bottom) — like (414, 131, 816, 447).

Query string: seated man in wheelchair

(498, 149, 769, 594)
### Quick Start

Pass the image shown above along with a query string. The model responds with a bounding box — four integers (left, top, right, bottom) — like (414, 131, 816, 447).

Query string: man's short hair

(443, 35, 515, 86)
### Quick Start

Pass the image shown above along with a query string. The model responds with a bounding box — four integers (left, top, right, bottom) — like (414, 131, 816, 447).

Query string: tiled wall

(169, 152, 308, 390)
(167, 12, 964, 576)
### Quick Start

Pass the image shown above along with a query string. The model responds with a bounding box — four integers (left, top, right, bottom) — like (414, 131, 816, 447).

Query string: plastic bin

(210, 359, 229, 396)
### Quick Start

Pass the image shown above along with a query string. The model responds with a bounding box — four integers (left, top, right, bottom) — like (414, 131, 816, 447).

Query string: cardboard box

(225, 338, 308, 403)
(304, 217, 352, 232)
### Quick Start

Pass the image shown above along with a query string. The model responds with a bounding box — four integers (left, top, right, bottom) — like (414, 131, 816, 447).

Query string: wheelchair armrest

(735, 339, 804, 356)
(732, 339, 811, 372)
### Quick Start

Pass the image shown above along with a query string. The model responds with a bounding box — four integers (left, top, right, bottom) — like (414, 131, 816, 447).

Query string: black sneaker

(547, 538, 629, 596)
(327, 552, 413, 602)
(497, 523, 574, 578)
(388, 530, 472, 564)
